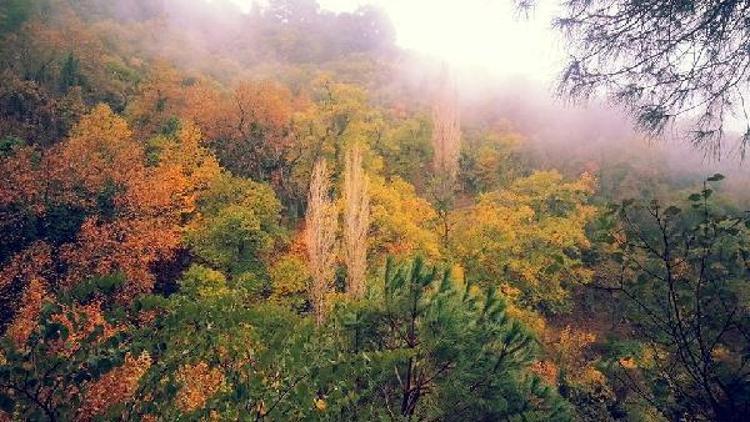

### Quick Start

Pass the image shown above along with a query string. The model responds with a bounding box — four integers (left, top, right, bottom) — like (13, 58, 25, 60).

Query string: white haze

(205, 0, 748, 184)
(224, 0, 564, 84)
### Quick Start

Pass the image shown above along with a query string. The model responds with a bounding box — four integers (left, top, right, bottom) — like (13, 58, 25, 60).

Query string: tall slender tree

(431, 70, 461, 180)
(304, 159, 338, 325)
(343, 145, 369, 298)
(430, 67, 461, 245)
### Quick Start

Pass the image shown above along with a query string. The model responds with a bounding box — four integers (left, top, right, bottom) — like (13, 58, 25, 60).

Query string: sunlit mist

(225, 0, 564, 82)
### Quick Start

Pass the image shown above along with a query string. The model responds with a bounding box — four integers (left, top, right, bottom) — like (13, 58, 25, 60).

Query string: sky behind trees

(223, 0, 564, 82)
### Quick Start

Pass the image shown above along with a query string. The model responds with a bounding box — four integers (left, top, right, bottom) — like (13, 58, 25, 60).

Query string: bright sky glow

(225, 0, 565, 83)
(328, 0, 563, 82)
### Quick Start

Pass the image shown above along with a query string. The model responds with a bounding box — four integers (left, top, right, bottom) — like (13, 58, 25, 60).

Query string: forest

(0, 0, 749, 420)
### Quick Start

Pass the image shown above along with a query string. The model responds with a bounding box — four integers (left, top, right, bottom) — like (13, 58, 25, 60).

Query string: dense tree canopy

(1, 0, 749, 420)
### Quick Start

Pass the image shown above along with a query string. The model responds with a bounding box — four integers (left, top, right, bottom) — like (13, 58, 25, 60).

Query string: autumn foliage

(2, 1, 748, 420)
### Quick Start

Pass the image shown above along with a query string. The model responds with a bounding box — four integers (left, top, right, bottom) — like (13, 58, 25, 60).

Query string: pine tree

(333, 257, 572, 420)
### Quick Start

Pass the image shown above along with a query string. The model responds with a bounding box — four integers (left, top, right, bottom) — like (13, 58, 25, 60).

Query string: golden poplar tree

(430, 67, 461, 245)
(343, 145, 370, 298)
(431, 68, 461, 180)
(304, 159, 338, 325)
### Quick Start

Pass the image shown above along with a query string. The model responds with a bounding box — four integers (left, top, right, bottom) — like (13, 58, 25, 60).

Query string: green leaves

(664, 206, 681, 217)
(604, 173, 750, 419)
(329, 257, 567, 420)
(69, 272, 126, 302)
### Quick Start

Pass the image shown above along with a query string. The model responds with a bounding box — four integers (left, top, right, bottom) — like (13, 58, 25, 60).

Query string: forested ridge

(1, 0, 749, 420)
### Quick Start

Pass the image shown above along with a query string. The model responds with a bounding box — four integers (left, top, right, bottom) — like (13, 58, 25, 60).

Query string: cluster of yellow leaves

(619, 346, 663, 371)
(290, 80, 385, 194)
(554, 326, 607, 387)
(461, 127, 524, 193)
(453, 171, 597, 310)
(557, 326, 596, 363)
(78, 352, 152, 421)
(369, 176, 440, 262)
(269, 253, 310, 306)
(175, 362, 226, 413)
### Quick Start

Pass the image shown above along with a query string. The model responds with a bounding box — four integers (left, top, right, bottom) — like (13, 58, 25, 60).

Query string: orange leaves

(1, 243, 53, 347)
(50, 104, 141, 203)
(0, 146, 43, 211)
(125, 63, 187, 137)
(5, 279, 48, 348)
(232, 80, 293, 137)
(142, 121, 221, 215)
(531, 360, 559, 386)
(0, 241, 52, 292)
(1, 103, 222, 301)
(175, 362, 226, 413)
(60, 216, 180, 299)
(78, 352, 152, 421)
(210, 80, 296, 181)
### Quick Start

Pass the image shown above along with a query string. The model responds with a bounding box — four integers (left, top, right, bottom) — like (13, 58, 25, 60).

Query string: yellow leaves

(551, 325, 607, 388)
(139, 120, 221, 215)
(269, 254, 310, 306)
(314, 397, 327, 412)
(558, 326, 596, 362)
(175, 362, 226, 413)
(69, 104, 133, 143)
(53, 104, 142, 203)
(452, 170, 597, 311)
(369, 176, 440, 261)
(618, 346, 663, 371)
(505, 301, 546, 336)
(579, 366, 607, 386)
(450, 264, 465, 284)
